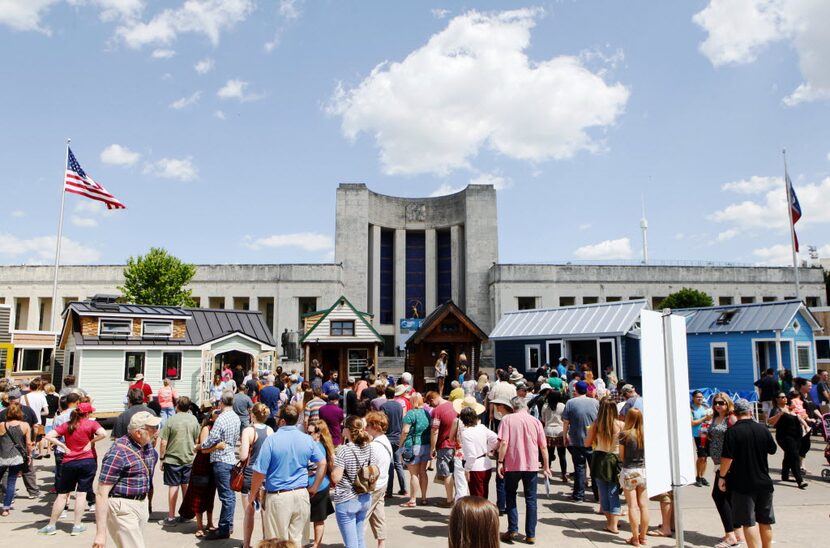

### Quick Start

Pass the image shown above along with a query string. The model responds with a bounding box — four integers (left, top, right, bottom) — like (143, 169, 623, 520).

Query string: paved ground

(3, 435, 829, 547)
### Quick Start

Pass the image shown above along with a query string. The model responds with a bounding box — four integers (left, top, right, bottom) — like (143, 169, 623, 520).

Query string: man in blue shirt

(556, 358, 568, 379)
(249, 405, 326, 546)
(259, 376, 281, 430)
(322, 371, 340, 396)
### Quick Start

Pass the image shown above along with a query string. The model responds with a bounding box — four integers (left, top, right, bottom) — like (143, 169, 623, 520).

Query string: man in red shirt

(427, 391, 458, 507)
(129, 374, 153, 404)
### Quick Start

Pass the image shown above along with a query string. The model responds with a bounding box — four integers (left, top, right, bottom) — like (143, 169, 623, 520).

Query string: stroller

(821, 413, 830, 480)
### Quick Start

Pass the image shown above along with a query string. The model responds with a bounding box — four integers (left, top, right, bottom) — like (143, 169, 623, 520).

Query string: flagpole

(782, 148, 800, 301)
(51, 139, 70, 331)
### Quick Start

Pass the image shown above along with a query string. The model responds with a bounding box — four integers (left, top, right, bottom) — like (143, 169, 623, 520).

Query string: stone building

(0, 183, 825, 377)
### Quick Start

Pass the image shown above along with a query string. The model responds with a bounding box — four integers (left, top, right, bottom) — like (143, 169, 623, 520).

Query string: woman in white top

(541, 388, 568, 483)
(365, 411, 393, 548)
(435, 350, 448, 396)
(457, 401, 497, 499)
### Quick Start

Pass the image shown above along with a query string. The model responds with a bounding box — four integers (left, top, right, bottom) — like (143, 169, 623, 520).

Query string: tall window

(348, 349, 368, 378)
(124, 352, 145, 381)
(711, 343, 729, 373)
(436, 230, 452, 305)
(796, 344, 812, 373)
(406, 231, 426, 318)
(163, 352, 182, 380)
(331, 320, 355, 336)
(525, 344, 541, 370)
(379, 230, 394, 324)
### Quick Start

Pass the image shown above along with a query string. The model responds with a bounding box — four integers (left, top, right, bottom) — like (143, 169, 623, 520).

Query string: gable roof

(407, 300, 488, 346)
(673, 300, 822, 334)
(490, 300, 647, 340)
(300, 295, 383, 344)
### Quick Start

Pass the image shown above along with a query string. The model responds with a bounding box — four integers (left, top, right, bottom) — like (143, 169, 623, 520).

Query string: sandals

(399, 501, 417, 508)
(647, 530, 672, 538)
(625, 538, 640, 547)
(194, 530, 205, 538)
(0, 509, 10, 517)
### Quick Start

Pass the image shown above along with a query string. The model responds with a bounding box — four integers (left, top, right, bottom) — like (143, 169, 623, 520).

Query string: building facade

(0, 183, 826, 378)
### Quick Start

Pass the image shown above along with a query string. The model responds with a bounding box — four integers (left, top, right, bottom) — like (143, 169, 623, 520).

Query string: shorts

(731, 490, 775, 527)
(620, 467, 646, 491)
(402, 444, 430, 465)
(436, 447, 455, 478)
(694, 436, 708, 458)
(57, 458, 96, 494)
(163, 463, 193, 487)
(309, 486, 334, 523)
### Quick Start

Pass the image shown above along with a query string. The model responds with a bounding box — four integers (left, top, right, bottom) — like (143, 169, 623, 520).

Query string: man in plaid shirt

(93, 411, 160, 548)
(201, 391, 241, 540)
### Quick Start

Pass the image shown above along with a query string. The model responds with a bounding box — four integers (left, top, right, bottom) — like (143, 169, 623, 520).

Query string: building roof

(407, 300, 488, 346)
(65, 303, 276, 348)
(490, 300, 647, 340)
(67, 301, 191, 318)
(299, 295, 383, 344)
(673, 300, 822, 334)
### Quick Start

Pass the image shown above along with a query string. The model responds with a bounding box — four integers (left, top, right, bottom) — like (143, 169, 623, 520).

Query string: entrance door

(598, 339, 616, 379)
(200, 350, 214, 406)
(322, 348, 341, 379)
(569, 339, 598, 377)
(754, 341, 770, 379)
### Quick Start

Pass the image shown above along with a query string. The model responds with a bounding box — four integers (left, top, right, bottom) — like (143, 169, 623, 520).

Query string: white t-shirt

(23, 391, 49, 418)
(371, 435, 393, 491)
(460, 423, 499, 472)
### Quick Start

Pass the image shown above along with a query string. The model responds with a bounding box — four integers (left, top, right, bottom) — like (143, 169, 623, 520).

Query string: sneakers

(71, 525, 87, 536)
(86, 504, 96, 513)
(59, 510, 68, 519)
(699, 477, 710, 487)
(37, 525, 57, 536)
(694, 477, 703, 487)
(162, 517, 180, 526)
(526, 537, 536, 545)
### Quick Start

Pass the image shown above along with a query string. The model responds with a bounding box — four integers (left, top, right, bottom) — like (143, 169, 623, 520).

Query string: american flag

(64, 147, 126, 209)
(786, 172, 801, 252)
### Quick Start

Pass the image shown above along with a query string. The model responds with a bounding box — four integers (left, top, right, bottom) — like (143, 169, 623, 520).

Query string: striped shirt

(202, 409, 241, 464)
(304, 398, 325, 423)
(98, 436, 158, 498)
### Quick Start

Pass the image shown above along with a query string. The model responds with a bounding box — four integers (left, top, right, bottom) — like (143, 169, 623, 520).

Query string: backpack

(347, 446, 380, 495)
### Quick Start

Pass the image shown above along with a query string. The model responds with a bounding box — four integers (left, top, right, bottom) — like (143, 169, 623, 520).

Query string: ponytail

(345, 415, 371, 446)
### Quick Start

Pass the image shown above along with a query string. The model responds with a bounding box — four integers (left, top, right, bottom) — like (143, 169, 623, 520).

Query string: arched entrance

(214, 349, 254, 375)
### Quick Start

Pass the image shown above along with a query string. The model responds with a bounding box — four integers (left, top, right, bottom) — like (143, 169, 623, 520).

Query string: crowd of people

(0, 358, 825, 548)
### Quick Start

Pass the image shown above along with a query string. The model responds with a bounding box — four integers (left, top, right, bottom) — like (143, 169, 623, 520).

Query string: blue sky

(1, 0, 829, 267)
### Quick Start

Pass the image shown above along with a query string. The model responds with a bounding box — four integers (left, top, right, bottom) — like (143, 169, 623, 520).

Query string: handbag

(547, 434, 565, 448)
(230, 458, 248, 492)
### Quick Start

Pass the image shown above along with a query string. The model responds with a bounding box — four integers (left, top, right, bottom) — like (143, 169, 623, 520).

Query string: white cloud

(469, 172, 511, 191)
(214, 110, 226, 120)
(710, 176, 830, 232)
(431, 8, 451, 19)
(100, 143, 140, 166)
(194, 57, 214, 74)
(244, 232, 334, 252)
(0, 0, 60, 33)
(717, 228, 739, 241)
(694, 0, 830, 105)
(429, 183, 465, 197)
(0, 233, 100, 264)
(217, 79, 263, 102)
(169, 91, 201, 109)
(721, 175, 780, 194)
(574, 237, 633, 260)
(10, 210, 25, 218)
(578, 223, 592, 231)
(265, 0, 304, 51)
(327, 9, 629, 176)
(143, 157, 198, 181)
(752, 243, 800, 266)
(71, 215, 98, 228)
(151, 48, 175, 58)
(83, 0, 145, 22)
(116, 0, 254, 49)
(279, 0, 301, 20)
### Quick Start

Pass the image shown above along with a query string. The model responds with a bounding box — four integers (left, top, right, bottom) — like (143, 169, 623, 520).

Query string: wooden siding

(305, 302, 379, 344)
(81, 316, 98, 337)
(172, 320, 187, 339)
(813, 310, 830, 337)
(131, 319, 141, 336)
(11, 332, 56, 346)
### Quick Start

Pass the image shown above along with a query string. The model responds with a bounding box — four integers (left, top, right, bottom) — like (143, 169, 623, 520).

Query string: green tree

(119, 247, 197, 306)
(656, 287, 714, 310)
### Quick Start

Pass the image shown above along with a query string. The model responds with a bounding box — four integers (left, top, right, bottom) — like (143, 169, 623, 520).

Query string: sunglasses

(777, 395, 787, 399)
(713, 401, 726, 406)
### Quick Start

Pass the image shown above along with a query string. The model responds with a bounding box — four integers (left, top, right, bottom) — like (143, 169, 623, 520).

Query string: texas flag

(786, 173, 802, 252)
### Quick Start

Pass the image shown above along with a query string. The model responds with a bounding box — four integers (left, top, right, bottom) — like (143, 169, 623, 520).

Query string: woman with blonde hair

(331, 415, 374, 547)
(305, 420, 335, 548)
(619, 408, 648, 546)
(399, 393, 431, 507)
(240, 403, 273, 548)
(707, 393, 744, 548)
(585, 397, 624, 534)
(448, 496, 500, 548)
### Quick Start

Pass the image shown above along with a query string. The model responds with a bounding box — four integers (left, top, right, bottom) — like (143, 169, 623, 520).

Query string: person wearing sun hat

(456, 396, 497, 498)
(435, 350, 449, 396)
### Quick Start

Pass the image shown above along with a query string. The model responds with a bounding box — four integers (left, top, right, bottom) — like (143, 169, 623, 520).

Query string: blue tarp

(689, 388, 759, 405)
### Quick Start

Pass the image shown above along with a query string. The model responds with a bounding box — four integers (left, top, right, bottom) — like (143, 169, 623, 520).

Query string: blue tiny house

(489, 300, 647, 384)
(674, 300, 822, 394)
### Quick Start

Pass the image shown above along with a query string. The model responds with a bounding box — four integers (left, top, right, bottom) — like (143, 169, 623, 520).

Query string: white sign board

(640, 310, 696, 498)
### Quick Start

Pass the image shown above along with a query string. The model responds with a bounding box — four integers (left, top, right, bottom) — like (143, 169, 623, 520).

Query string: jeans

(496, 472, 506, 512)
(504, 471, 538, 538)
(595, 477, 621, 514)
(160, 407, 175, 428)
(568, 446, 594, 501)
(335, 493, 371, 548)
(386, 443, 406, 496)
(0, 464, 22, 509)
(212, 462, 235, 534)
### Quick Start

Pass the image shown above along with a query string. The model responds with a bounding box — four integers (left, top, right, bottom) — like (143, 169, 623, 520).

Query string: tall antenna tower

(640, 196, 649, 265)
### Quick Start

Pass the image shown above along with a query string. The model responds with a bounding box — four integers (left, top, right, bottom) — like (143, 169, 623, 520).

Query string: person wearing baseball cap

(93, 411, 161, 548)
(562, 380, 599, 503)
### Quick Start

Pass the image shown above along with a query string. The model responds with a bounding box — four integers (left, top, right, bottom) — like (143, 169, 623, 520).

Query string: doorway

(569, 339, 598, 378)
(322, 348, 341, 379)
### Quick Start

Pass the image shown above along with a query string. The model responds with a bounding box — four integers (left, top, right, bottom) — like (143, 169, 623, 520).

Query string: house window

(330, 320, 355, 336)
(525, 344, 541, 370)
(715, 309, 738, 325)
(348, 349, 368, 378)
(517, 297, 537, 310)
(582, 296, 599, 305)
(559, 296, 575, 306)
(796, 344, 812, 373)
(163, 352, 182, 381)
(124, 352, 145, 381)
(143, 321, 172, 338)
(740, 296, 756, 304)
(13, 348, 51, 372)
(100, 319, 132, 337)
(806, 296, 820, 307)
(817, 339, 830, 361)
(606, 296, 622, 302)
(711, 343, 729, 373)
(762, 296, 777, 303)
